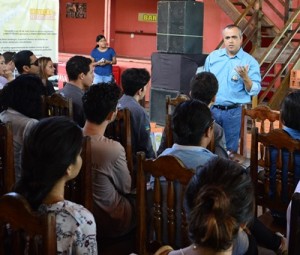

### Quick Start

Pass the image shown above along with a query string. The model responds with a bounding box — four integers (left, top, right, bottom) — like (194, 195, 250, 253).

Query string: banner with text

(0, 0, 59, 62)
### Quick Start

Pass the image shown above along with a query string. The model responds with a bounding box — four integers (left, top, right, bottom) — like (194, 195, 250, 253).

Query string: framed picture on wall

(66, 2, 87, 19)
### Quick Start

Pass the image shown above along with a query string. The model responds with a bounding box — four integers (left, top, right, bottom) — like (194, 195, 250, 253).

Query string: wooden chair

(136, 151, 195, 255)
(240, 105, 281, 157)
(104, 108, 134, 186)
(64, 136, 93, 211)
(288, 192, 300, 255)
(250, 128, 300, 234)
(0, 121, 15, 196)
(0, 192, 57, 255)
(41, 93, 73, 118)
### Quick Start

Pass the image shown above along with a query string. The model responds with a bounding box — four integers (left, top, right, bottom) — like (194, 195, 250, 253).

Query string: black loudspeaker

(151, 52, 207, 95)
(150, 88, 180, 126)
(157, 1, 204, 54)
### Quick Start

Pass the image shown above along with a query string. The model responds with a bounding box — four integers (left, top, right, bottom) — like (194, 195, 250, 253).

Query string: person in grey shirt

(59, 55, 94, 127)
(118, 68, 155, 170)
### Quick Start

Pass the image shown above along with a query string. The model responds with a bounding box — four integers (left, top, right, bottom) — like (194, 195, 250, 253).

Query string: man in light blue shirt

(204, 24, 261, 152)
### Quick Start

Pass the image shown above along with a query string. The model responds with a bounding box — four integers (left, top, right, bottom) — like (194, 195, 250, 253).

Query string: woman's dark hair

(14, 116, 83, 210)
(0, 74, 44, 119)
(172, 99, 213, 146)
(185, 157, 254, 251)
(280, 90, 300, 131)
(95, 34, 106, 48)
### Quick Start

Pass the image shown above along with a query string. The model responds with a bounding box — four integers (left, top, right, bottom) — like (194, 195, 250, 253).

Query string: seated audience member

(0, 54, 8, 88)
(3, 51, 16, 82)
(273, 91, 300, 199)
(152, 99, 216, 248)
(154, 157, 255, 255)
(287, 181, 300, 248)
(0, 74, 44, 181)
(14, 117, 97, 254)
(82, 83, 135, 238)
(118, 68, 155, 167)
(157, 72, 228, 158)
(14, 50, 39, 75)
(284, 91, 300, 244)
(159, 99, 217, 169)
(59, 55, 94, 127)
(37, 57, 56, 95)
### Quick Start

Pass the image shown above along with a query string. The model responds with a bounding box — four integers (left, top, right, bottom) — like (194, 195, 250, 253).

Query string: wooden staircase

(215, 0, 300, 109)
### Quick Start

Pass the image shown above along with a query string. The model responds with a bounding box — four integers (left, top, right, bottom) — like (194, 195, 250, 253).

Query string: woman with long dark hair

(14, 116, 98, 254)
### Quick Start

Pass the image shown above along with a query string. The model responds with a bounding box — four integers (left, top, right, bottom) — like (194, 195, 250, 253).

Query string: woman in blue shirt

(90, 34, 117, 83)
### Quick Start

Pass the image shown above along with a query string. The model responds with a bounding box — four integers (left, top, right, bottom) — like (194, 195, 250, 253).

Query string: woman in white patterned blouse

(14, 116, 98, 254)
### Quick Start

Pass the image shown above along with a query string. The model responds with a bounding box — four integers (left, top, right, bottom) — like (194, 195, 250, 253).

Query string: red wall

(59, 0, 105, 54)
(61, 1, 298, 57)
(202, 1, 231, 53)
(58, 0, 230, 58)
(112, 0, 157, 58)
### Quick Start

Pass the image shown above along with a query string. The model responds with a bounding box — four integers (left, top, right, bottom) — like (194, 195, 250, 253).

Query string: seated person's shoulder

(60, 200, 95, 225)
(92, 135, 125, 156)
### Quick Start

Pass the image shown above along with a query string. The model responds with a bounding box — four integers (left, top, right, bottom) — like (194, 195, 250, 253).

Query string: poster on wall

(66, 2, 87, 19)
(0, 0, 59, 62)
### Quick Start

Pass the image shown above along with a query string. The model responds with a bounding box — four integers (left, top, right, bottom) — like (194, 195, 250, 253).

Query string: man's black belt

(213, 104, 240, 110)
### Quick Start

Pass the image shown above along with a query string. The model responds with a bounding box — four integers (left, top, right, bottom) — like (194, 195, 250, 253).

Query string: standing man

(204, 24, 261, 153)
(59, 55, 94, 127)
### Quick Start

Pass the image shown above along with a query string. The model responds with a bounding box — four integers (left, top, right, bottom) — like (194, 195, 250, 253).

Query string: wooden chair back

(240, 105, 281, 156)
(104, 108, 134, 186)
(64, 136, 93, 211)
(250, 128, 300, 217)
(288, 192, 300, 255)
(0, 121, 15, 196)
(136, 151, 195, 255)
(164, 94, 215, 153)
(42, 93, 73, 118)
(0, 192, 57, 255)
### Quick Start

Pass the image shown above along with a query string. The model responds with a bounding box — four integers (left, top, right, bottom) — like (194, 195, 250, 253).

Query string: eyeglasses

(29, 59, 39, 66)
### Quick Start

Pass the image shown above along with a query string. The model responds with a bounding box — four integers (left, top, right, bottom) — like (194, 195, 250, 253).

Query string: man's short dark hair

(190, 72, 219, 105)
(172, 99, 213, 146)
(121, 68, 150, 96)
(14, 50, 34, 74)
(82, 82, 121, 124)
(66, 55, 92, 81)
